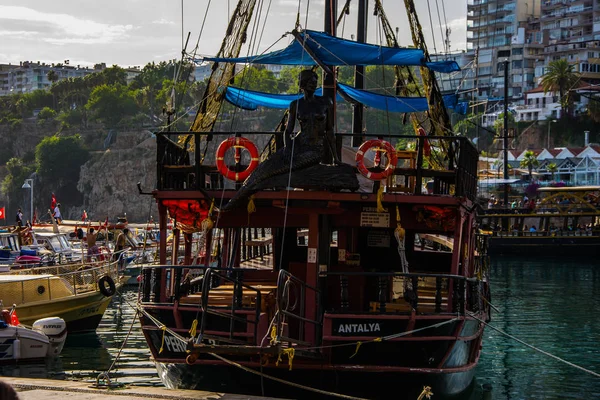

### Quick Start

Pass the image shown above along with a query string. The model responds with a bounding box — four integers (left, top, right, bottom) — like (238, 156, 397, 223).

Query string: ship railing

(275, 269, 322, 348)
(479, 205, 600, 215)
(2, 260, 120, 304)
(155, 131, 478, 201)
(241, 227, 273, 263)
(193, 267, 262, 346)
(491, 230, 596, 237)
(324, 271, 484, 316)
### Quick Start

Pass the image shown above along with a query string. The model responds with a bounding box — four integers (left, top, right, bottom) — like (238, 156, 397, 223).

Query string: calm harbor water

(2, 257, 599, 399)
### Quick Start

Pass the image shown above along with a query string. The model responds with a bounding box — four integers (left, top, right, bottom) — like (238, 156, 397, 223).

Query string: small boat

(0, 306, 67, 362)
(0, 261, 121, 333)
(478, 185, 600, 256)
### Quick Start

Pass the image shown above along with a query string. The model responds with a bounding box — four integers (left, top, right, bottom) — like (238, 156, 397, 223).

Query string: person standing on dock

(15, 208, 23, 227)
(53, 203, 62, 224)
(86, 223, 105, 261)
(114, 228, 129, 269)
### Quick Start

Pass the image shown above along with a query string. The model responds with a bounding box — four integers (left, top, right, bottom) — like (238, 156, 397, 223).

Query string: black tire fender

(98, 275, 116, 297)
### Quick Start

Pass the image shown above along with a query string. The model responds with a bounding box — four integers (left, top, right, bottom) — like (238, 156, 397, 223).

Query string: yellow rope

(395, 205, 405, 240)
(349, 341, 362, 359)
(189, 319, 198, 338)
(247, 195, 256, 214)
(158, 326, 167, 354)
(201, 199, 215, 231)
(269, 325, 278, 345)
(376, 184, 386, 213)
(417, 386, 434, 400)
(276, 348, 295, 370)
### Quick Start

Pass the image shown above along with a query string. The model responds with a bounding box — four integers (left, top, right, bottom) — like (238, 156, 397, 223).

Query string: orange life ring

(215, 137, 259, 182)
(355, 139, 398, 181)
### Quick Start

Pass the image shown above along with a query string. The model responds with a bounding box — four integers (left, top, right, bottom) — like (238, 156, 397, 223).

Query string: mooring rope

(208, 352, 369, 400)
(468, 312, 600, 379)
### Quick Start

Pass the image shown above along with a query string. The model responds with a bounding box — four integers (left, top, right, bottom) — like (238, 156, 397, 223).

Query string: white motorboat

(0, 308, 68, 362)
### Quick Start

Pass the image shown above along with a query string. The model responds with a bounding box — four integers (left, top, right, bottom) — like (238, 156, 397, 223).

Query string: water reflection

(0, 287, 160, 386)
(472, 256, 600, 399)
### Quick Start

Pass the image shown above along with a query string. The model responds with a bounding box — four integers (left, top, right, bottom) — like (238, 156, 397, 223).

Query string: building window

(589, 52, 595, 59)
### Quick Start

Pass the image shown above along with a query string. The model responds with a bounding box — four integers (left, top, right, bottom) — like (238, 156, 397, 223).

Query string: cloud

(0, 5, 134, 45)
(152, 18, 175, 25)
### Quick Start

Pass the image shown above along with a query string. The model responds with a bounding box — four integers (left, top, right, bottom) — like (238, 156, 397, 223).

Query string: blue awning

(224, 83, 468, 115)
(202, 30, 460, 73)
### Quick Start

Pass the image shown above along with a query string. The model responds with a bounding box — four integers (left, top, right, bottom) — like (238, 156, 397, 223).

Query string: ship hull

(487, 235, 600, 256)
(14, 292, 112, 334)
(142, 317, 483, 398)
(153, 360, 476, 399)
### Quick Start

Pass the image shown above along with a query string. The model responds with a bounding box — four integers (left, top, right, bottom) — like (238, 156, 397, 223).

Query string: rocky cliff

(77, 130, 158, 223)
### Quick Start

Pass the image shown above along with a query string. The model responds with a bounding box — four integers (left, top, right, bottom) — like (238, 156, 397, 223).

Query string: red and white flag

(0, 207, 5, 219)
(82, 210, 88, 221)
(51, 193, 57, 210)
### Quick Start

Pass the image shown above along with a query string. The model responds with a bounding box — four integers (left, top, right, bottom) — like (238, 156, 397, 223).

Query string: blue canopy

(203, 30, 460, 73)
(225, 87, 344, 110)
(224, 84, 468, 115)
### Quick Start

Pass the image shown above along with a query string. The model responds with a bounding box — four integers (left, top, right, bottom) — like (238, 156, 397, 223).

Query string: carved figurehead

(221, 69, 359, 211)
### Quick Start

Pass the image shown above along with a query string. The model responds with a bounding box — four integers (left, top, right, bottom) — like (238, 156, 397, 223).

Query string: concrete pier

(1, 377, 286, 399)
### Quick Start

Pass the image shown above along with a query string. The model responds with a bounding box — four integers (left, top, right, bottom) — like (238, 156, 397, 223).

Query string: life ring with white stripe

(215, 137, 260, 182)
(355, 139, 397, 181)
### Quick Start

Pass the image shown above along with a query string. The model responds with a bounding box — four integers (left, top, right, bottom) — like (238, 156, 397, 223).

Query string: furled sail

(224, 83, 468, 114)
(202, 30, 459, 73)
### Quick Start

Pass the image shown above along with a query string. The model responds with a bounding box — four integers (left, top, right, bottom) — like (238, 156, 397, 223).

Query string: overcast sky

(0, 0, 467, 68)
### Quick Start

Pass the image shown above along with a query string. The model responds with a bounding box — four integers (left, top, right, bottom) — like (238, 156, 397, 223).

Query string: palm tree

(547, 162, 558, 182)
(520, 150, 540, 181)
(540, 59, 579, 118)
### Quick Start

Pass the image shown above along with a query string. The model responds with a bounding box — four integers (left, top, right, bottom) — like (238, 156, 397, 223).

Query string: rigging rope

(425, 0, 438, 55)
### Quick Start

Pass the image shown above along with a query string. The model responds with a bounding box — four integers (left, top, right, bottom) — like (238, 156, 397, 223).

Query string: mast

(189, 0, 258, 133)
(324, 0, 341, 160)
(403, 0, 453, 137)
(352, 0, 368, 147)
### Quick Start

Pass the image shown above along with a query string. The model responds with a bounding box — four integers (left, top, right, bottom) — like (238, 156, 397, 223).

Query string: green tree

(86, 84, 138, 127)
(35, 135, 90, 205)
(520, 150, 540, 181)
(541, 59, 579, 118)
(47, 70, 59, 84)
(547, 162, 558, 181)
(492, 112, 516, 137)
(234, 66, 277, 93)
(1, 158, 35, 215)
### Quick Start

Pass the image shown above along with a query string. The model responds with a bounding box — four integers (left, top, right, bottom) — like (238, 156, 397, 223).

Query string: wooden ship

(137, 0, 491, 398)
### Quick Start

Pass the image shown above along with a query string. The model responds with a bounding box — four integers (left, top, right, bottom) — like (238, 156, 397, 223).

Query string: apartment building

(0, 61, 98, 96)
(467, 0, 542, 101)
(540, 0, 600, 83)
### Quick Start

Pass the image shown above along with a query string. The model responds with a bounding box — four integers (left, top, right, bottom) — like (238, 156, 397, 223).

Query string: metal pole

(547, 122, 551, 149)
(503, 60, 509, 207)
(352, 0, 367, 147)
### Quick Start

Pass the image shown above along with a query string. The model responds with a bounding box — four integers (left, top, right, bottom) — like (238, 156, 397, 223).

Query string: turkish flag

(82, 210, 88, 221)
(51, 193, 57, 210)
(0, 207, 5, 219)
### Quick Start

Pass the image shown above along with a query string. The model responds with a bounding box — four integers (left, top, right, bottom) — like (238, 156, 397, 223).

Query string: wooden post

(305, 213, 319, 343)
